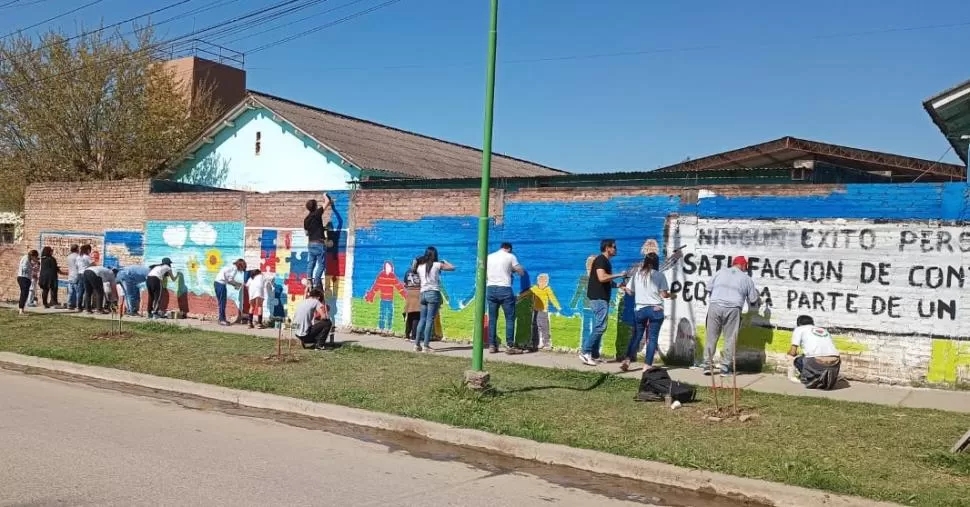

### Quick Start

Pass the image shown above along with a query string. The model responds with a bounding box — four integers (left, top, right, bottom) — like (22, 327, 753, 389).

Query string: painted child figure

(523, 273, 561, 350)
(246, 269, 268, 329)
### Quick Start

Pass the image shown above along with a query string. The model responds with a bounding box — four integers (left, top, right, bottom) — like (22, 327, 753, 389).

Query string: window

(255, 131, 261, 156)
(0, 224, 14, 244)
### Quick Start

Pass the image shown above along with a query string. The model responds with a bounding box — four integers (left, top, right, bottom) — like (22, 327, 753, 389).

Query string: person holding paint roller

(703, 256, 760, 376)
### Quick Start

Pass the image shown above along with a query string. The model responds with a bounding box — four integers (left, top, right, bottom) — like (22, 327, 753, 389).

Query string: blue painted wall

(172, 107, 361, 192)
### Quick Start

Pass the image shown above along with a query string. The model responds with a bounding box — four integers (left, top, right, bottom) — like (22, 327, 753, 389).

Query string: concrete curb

(0, 352, 897, 507)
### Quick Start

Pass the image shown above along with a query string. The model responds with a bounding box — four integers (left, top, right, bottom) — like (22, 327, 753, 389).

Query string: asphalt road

(0, 369, 673, 507)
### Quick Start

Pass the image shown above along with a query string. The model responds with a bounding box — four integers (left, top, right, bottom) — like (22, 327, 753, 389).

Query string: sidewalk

(9, 304, 970, 414)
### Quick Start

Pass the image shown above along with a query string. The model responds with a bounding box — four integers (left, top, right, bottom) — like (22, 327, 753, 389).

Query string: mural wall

(103, 231, 145, 269)
(39, 231, 103, 288)
(145, 220, 245, 317)
(242, 190, 352, 325)
(351, 195, 680, 357)
(351, 184, 970, 385)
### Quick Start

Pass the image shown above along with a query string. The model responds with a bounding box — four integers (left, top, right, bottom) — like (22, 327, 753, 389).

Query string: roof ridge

(247, 89, 567, 173)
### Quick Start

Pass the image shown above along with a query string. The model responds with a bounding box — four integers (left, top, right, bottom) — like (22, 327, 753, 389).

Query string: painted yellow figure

(526, 273, 561, 349)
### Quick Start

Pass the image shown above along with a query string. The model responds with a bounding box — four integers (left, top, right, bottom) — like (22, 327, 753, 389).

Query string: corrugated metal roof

(923, 78, 970, 165)
(249, 91, 567, 179)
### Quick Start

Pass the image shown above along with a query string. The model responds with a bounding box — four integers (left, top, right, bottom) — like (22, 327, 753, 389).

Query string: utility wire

(220, 0, 369, 45)
(0, 0, 105, 41)
(246, 0, 403, 54)
(252, 18, 970, 72)
(0, 0, 347, 94)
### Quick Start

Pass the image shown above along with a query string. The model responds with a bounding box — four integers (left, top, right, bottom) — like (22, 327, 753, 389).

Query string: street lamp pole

(467, 0, 499, 388)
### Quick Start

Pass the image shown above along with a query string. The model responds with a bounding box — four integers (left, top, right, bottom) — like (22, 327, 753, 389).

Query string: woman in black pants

(83, 266, 111, 314)
(39, 246, 65, 308)
(146, 257, 174, 318)
(16, 250, 39, 315)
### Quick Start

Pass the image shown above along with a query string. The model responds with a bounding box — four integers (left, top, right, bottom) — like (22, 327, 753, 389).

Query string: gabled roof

(176, 90, 567, 179)
(924, 78, 970, 165)
(652, 136, 966, 181)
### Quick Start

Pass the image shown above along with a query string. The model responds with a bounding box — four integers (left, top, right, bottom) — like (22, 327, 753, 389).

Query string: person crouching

(293, 289, 333, 350)
(788, 315, 842, 390)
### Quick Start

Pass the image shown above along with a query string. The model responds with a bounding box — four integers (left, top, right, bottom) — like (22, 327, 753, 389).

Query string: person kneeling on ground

(788, 315, 842, 390)
(293, 289, 333, 350)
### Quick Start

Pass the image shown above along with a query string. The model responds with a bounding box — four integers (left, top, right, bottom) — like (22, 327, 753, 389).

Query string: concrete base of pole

(464, 370, 491, 390)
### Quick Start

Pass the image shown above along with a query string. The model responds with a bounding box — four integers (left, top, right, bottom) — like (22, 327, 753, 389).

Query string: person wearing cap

(703, 256, 760, 376)
(116, 263, 151, 316)
(214, 259, 246, 325)
(146, 258, 176, 319)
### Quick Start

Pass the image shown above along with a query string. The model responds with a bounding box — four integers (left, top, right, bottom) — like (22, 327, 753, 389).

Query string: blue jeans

(379, 299, 393, 330)
(67, 279, 80, 308)
(416, 290, 442, 347)
(626, 306, 664, 364)
(121, 280, 141, 315)
(214, 282, 228, 322)
(307, 242, 326, 290)
(486, 286, 516, 348)
(582, 299, 610, 357)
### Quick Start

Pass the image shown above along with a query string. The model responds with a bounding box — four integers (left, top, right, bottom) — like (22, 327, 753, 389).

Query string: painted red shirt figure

(365, 261, 406, 303)
(365, 261, 406, 331)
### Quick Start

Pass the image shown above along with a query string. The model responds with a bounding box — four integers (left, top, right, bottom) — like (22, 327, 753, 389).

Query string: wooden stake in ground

(276, 320, 283, 360)
(953, 428, 970, 454)
(732, 339, 739, 415)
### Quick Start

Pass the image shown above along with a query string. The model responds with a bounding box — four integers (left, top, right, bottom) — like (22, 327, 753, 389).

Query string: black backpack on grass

(636, 368, 697, 403)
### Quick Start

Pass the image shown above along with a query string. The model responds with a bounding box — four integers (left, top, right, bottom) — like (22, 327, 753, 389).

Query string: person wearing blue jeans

(116, 265, 150, 316)
(620, 252, 670, 371)
(581, 239, 626, 366)
(304, 194, 333, 291)
(413, 246, 455, 352)
(485, 242, 525, 353)
(214, 259, 246, 325)
(66, 245, 80, 309)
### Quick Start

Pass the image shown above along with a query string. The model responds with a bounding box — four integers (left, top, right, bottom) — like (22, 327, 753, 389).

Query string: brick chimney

(161, 56, 247, 114)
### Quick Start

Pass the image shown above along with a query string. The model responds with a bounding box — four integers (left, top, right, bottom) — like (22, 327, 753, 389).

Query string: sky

(2, 0, 969, 173)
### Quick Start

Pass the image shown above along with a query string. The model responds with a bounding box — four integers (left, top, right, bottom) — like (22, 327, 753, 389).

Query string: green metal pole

(471, 0, 499, 372)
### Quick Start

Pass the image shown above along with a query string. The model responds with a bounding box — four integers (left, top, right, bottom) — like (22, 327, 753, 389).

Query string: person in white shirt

(66, 245, 80, 310)
(621, 252, 670, 371)
(146, 258, 176, 319)
(788, 315, 842, 390)
(246, 269, 269, 329)
(485, 242, 525, 354)
(414, 246, 455, 352)
(214, 259, 246, 325)
(82, 265, 117, 314)
(74, 245, 94, 313)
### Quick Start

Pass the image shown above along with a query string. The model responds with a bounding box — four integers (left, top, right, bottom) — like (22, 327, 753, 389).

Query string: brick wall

(13, 179, 970, 385)
(0, 243, 23, 302)
(348, 182, 970, 386)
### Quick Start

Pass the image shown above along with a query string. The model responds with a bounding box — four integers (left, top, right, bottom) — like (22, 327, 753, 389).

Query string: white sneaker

(579, 353, 596, 366)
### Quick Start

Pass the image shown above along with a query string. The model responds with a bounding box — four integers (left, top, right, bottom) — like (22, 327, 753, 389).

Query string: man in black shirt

(581, 239, 627, 366)
(304, 193, 333, 292)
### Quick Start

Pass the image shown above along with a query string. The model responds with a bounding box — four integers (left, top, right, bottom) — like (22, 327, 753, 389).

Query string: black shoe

(489, 346, 499, 354)
(505, 347, 523, 355)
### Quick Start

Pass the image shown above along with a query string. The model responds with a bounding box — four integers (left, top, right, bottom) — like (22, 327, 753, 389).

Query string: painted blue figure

(568, 255, 598, 344)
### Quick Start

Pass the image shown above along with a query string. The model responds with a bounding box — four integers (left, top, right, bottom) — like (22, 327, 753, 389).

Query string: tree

(0, 26, 221, 210)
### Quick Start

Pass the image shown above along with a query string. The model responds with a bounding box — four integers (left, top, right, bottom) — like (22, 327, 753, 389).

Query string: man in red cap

(703, 256, 760, 376)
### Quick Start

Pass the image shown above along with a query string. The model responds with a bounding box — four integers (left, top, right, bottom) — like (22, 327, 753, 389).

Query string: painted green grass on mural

(351, 296, 630, 356)
(1, 310, 968, 506)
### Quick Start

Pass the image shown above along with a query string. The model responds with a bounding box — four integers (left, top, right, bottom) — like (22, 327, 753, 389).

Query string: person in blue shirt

(116, 264, 151, 316)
